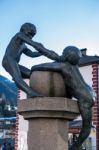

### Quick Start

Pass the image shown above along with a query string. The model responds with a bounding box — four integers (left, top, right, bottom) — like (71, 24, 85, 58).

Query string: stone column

(18, 97, 79, 150)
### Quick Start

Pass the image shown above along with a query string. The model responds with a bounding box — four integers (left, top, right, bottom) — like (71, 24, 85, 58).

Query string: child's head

(62, 46, 82, 65)
(20, 23, 36, 38)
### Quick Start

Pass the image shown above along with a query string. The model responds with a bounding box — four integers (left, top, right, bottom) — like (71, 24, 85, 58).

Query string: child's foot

(28, 91, 43, 98)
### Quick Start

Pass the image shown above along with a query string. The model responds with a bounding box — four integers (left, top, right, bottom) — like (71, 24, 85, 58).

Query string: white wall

(79, 65, 97, 150)
(79, 65, 93, 87)
(18, 79, 29, 150)
(18, 115, 28, 150)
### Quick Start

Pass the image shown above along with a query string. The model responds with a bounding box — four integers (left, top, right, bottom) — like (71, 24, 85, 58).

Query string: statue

(30, 45, 95, 150)
(2, 23, 95, 150)
(2, 23, 44, 97)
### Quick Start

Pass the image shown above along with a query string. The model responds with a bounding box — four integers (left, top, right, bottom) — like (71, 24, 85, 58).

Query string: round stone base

(30, 71, 66, 97)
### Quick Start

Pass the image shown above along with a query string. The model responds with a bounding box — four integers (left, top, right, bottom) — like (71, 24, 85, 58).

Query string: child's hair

(20, 23, 36, 35)
(62, 46, 82, 65)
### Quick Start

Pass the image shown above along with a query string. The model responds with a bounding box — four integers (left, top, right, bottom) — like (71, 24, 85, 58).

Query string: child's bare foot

(27, 91, 43, 98)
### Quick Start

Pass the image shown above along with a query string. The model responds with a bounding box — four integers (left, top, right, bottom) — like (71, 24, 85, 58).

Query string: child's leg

(5, 60, 42, 97)
(70, 101, 92, 150)
(70, 86, 94, 150)
(19, 65, 31, 78)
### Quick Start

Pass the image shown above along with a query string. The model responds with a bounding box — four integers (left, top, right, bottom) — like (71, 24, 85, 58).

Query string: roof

(69, 120, 94, 129)
(79, 54, 99, 66)
(69, 120, 82, 129)
(0, 117, 16, 121)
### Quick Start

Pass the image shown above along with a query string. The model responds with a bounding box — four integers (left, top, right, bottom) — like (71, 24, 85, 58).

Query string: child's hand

(32, 41, 44, 49)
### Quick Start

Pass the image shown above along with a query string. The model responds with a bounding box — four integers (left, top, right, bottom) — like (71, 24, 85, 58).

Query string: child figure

(31, 45, 95, 150)
(2, 23, 43, 97)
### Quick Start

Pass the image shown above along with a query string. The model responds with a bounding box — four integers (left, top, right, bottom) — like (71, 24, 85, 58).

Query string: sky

(0, 0, 99, 80)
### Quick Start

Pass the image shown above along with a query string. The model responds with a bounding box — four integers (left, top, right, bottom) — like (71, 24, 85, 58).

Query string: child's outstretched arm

(23, 47, 42, 58)
(31, 62, 63, 73)
(32, 42, 61, 62)
(18, 32, 61, 61)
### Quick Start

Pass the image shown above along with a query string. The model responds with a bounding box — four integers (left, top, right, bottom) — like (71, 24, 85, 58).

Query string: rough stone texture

(18, 97, 79, 120)
(18, 97, 79, 150)
(30, 71, 66, 97)
(28, 119, 68, 150)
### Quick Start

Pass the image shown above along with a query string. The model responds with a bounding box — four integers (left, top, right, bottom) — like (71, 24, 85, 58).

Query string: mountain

(0, 75, 17, 117)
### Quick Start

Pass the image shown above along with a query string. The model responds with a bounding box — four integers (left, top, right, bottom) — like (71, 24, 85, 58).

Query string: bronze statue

(2, 23, 43, 97)
(2, 23, 95, 149)
(31, 45, 95, 150)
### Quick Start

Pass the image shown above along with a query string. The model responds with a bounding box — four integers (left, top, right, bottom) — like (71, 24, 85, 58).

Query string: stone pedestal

(18, 97, 79, 150)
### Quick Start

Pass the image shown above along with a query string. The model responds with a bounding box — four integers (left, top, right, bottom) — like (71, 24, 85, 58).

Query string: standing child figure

(2, 23, 43, 97)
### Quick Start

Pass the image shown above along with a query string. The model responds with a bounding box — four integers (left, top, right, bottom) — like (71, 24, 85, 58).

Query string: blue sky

(0, 0, 99, 79)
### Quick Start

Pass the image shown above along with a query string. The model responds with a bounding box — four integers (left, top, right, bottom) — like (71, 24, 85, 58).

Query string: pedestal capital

(18, 97, 79, 120)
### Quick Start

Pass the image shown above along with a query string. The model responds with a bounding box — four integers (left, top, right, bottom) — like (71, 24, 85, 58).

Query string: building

(0, 117, 16, 149)
(79, 49, 99, 150)
(0, 75, 17, 148)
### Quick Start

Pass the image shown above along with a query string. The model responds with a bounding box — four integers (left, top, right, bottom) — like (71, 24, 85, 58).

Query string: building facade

(79, 49, 99, 150)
